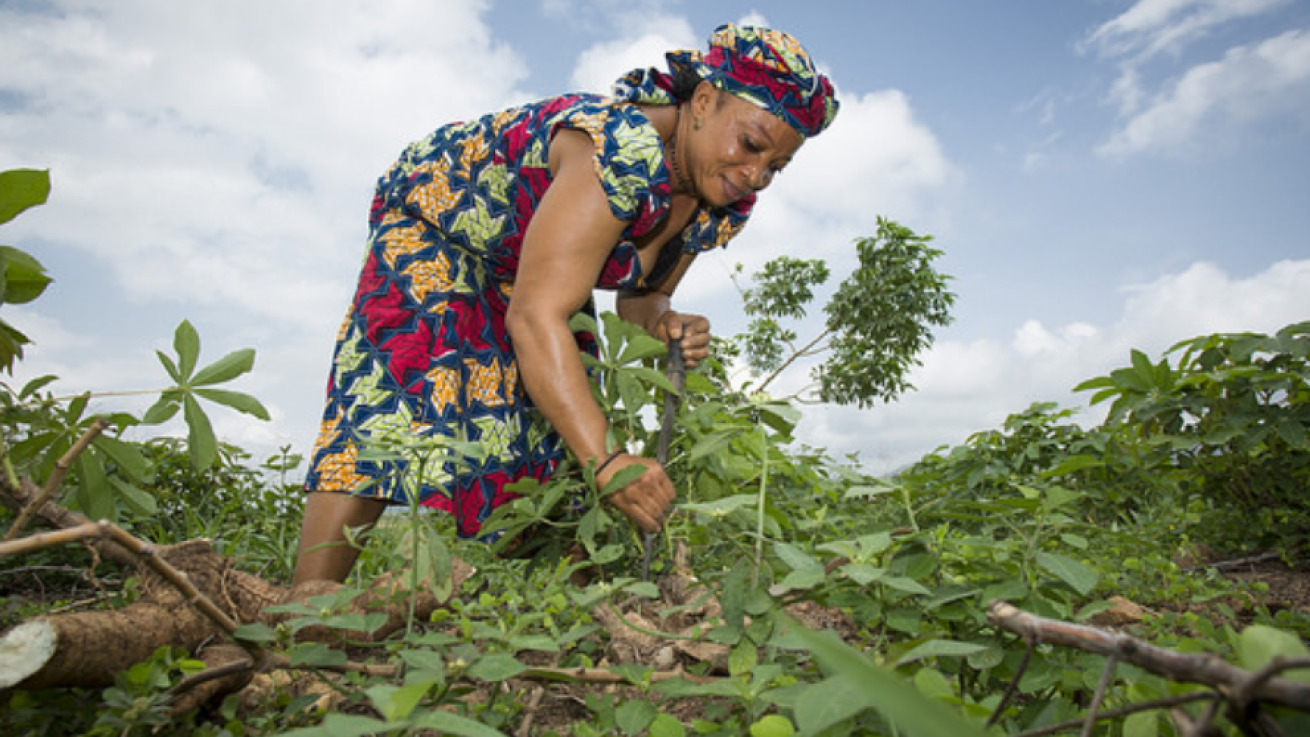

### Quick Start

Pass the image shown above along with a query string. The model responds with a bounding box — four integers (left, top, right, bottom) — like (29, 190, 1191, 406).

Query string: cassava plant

(735, 216, 956, 406)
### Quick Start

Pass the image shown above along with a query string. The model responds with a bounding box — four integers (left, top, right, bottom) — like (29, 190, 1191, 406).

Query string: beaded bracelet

(595, 450, 624, 475)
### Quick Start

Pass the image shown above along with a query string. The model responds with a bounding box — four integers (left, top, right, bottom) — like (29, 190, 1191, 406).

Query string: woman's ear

(691, 80, 718, 121)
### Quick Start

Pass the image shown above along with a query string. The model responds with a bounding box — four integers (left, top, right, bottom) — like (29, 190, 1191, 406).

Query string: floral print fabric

(305, 92, 752, 537)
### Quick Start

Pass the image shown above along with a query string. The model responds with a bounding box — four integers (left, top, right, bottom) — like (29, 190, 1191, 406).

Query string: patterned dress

(304, 91, 756, 538)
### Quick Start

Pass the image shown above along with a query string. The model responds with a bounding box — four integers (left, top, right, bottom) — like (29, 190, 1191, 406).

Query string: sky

(1, 0, 1308, 479)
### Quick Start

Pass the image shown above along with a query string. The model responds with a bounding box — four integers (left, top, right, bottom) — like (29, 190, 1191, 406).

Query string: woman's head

(679, 80, 802, 206)
(667, 24, 839, 139)
(611, 23, 838, 206)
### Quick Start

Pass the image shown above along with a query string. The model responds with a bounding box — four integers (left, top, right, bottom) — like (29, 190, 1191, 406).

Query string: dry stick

(1185, 695, 1224, 737)
(1081, 655, 1119, 737)
(1182, 550, 1283, 572)
(988, 601, 1310, 712)
(170, 656, 257, 697)
(0, 521, 105, 557)
(0, 519, 267, 664)
(515, 686, 545, 737)
(987, 634, 1037, 728)
(2, 417, 108, 541)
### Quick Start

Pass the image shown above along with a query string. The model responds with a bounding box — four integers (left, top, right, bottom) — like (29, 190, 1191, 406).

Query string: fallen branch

(0, 520, 255, 644)
(1188, 550, 1283, 572)
(988, 599, 1310, 735)
(2, 417, 108, 541)
(0, 473, 467, 698)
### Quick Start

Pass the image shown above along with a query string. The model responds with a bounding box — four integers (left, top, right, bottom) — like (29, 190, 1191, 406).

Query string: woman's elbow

(504, 302, 533, 343)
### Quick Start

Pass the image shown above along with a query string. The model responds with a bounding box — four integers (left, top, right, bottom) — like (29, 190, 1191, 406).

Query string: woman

(294, 23, 839, 584)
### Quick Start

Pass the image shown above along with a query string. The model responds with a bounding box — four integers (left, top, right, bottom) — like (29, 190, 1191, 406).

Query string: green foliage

(820, 218, 956, 406)
(5, 200, 1309, 736)
(1077, 321, 1310, 546)
(143, 319, 271, 470)
(0, 319, 271, 524)
(0, 168, 54, 372)
(734, 217, 955, 407)
(136, 438, 304, 578)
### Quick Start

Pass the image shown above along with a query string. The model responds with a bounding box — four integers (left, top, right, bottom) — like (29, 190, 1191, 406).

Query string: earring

(693, 117, 702, 131)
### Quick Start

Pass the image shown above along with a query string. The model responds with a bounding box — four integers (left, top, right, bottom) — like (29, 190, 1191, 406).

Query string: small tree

(736, 216, 956, 407)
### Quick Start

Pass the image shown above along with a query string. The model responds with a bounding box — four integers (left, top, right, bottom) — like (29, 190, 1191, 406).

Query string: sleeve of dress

(563, 105, 669, 238)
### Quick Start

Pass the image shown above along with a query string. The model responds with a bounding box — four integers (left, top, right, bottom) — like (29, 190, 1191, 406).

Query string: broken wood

(3, 418, 108, 542)
(988, 599, 1310, 736)
(0, 472, 467, 697)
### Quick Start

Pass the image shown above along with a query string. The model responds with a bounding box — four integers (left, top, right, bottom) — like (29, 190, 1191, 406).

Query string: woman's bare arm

(505, 128, 675, 533)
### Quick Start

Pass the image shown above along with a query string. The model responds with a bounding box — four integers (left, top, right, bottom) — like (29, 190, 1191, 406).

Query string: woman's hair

(670, 65, 704, 101)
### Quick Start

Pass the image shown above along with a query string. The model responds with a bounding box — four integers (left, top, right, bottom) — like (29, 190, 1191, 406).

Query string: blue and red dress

(305, 85, 754, 537)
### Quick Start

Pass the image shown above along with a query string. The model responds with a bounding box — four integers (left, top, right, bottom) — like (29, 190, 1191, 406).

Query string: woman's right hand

(597, 453, 675, 534)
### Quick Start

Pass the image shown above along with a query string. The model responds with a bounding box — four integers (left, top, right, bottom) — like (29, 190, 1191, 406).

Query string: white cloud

(1085, 0, 1290, 61)
(0, 0, 528, 324)
(791, 259, 1310, 475)
(568, 18, 699, 94)
(1099, 28, 1310, 157)
(0, 0, 534, 469)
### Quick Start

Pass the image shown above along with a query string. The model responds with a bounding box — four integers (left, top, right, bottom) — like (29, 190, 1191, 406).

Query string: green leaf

(108, 477, 157, 516)
(1036, 551, 1099, 596)
(414, 710, 510, 737)
(687, 429, 738, 461)
(1123, 710, 1159, 737)
(398, 648, 447, 673)
(173, 320, 201, 380)
(0, 321, 29, 372)
(289, 642, 348, 668)
(650, 713, 687, 737)
(774, 566, 825, 593)
(141, 395, 181, 425)
(779, 612, 989, 737)
(0, 169, 51, 225)
(507, 634, 561, 652)
(75, 454, 115, 522)
(292, 714, 393, 737)
(749, 714, 794, 737)
(0, 245, 52, 305)
(1238, 625, 1310, 684)
(232, 622, 278, 643)
(617, 334, 668, 365)
(680, 494, 756, 519)
(793, 675, 868, 734)
(467, 653, 526, 682)
(18, 373, 58, 397)
(366, 681, 433, 721)
(155, 349, 182, 383)
(895, 639, 989, 666)
(183, 394, 218, 469)
(93, 434, 151, 481)
(194, 387, 271, 420)
(774, 542, 821, 573)
(616, 699, 656, 735)
(881, 575, 934, 596)
(190, 347, 256, 386)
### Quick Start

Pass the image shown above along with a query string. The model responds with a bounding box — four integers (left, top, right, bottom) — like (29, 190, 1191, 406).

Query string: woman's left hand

(655, 311, 712, 368)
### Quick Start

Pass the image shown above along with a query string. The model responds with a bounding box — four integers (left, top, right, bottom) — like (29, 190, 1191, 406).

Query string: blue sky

(2, 0, 1308, 475)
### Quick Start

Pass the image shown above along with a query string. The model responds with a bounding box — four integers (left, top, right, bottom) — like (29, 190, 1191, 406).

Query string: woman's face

(688, 85, 805, 207)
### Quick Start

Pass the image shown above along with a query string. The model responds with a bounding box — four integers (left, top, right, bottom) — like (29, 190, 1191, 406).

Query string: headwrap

(656, 23, 839, 138)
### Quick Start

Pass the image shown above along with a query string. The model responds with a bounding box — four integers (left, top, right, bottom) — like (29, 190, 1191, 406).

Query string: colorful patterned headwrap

(666, 23, 839, 138)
